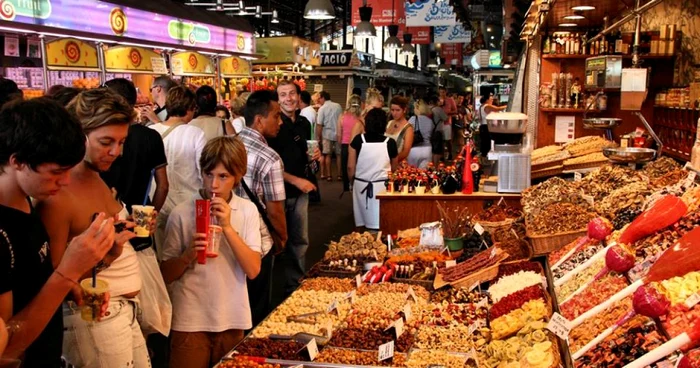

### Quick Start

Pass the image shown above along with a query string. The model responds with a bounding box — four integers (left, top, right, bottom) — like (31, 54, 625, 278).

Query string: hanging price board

(378, 341, 395, 361)
(327, 299, 338, 314)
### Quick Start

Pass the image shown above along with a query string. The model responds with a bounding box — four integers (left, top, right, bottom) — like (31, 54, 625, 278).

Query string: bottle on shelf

(543, 33, 551, 54)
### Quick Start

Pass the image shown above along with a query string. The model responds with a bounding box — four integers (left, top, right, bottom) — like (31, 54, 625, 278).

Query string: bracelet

(54, 269, 79, 286)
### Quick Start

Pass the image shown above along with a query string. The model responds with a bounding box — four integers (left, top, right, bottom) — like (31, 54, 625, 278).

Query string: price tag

(467, 319, 486, 335)
(345, 290, 357, 304)
(445, 260, 457, 268)
(465, 347, 479, 367)
(574, 171, 582, 181)
(327, 299, 338, 314)
(490, 247, 497, 258)
(356, 274, 363, 288)
(546, 312, 572, 340)
(407, 287, 418, 302)
(476, 297, 488, 310)
(685, 293, 700, 309)
(541, 276, 549, 289)
(378, 341, 395, 361)
(468, 281, 480, 291)
(474, 223, 485, 235)
(403, 304, 413, 321)
(685, 171, 697, 187)
(392, 318, 404, 338)
(305, 338, 319, 361)
(582, 194, 595, 206)
(324, 320, 333, 338)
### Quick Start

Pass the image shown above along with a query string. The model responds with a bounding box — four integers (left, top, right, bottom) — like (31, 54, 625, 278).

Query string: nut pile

(528, 202, 595, 235)
(327, 327, 414, 352)
(652, 169, 687, 189)
(413, 325, 477, 354)
(576, 317, 666, 367)
(218, 357, 281, 368)
(521, 177, 588, 217)
(430, 288, 489, 304)
(299, 277, 355, 293)
(357, 283, 430, 299)
(406, 349, 470, 368)
(642, 156, 682, 179)
(595, 182, 653, 219)
(576, 165, 644, 201)
(473, 202, 522, 222)
(233, 339, 307, 361)
(316, 347, 408, 366)
(324, 232, 387, 262)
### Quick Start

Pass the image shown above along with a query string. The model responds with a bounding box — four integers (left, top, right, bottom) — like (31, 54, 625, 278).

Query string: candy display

(488, 270, 544, 302)
(618, 195, 687, 245)
(490, 299, 549, 339)
(324, 232, 387, 262)
(439, 247, 504, 282)
(233, 339, 307, 361)
(316, 348, 408, 366)
(490, 285, 547, 320)
(548, 236, 597, 267)
(560, 274, 628, 320)
(552, 242, 605, 279)
(555, 258, 605, 301)
(568, 297, 633, 353)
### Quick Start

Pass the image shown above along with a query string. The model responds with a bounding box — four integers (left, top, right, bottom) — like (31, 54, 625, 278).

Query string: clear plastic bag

(135, 247, 172, 336)
(419, 221, 443, 248)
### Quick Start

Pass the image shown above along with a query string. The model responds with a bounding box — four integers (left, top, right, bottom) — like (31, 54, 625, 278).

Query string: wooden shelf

(542, 54, 592, 59)
(663, 148, 690, 162)
(540, 107, 602, 114)
(542, 53, 674, 60)
(654, 105, 700, 111)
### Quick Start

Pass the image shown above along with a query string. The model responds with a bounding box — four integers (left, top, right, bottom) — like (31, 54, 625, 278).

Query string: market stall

(218, 56, 253, 102)
(103, 46, 169, 106)
(170, 51, 217, 89)
(252, 36, 320, 92)
(305, 49, 375, 109)
(43, 37, 108, 90)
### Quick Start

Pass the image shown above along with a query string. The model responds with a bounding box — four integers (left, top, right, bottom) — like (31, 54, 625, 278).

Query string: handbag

(430, 114, 444, 155)
(240, 179, 286, 255)
(411, 116, 425, 145)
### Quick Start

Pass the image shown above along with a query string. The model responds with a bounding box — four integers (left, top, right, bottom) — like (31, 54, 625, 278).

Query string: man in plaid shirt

(235, 90, 288, 325)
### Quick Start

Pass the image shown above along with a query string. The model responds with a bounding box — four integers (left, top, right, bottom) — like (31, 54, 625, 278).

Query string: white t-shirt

(232, 117, 245, 134)
(300, 105, 316, 126)
(162, 193, 262, 332)
(189, 115, 226, 141)
(149, 123, 206, 215)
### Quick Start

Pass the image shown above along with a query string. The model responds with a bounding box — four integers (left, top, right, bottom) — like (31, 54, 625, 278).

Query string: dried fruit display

(298, 277, 355, 293)
(612, 207, 642, 230)
(568, 297, 633, 353)
(560, 274, 628, 320)
(652, 169, 687, 188)
(633, 209, 700, 263)
(576, 165, 645, 201)
(495, 261, 543, 282)
(327, 327, 414, 352)
(316, 347, 408, 366)
(480, 321, 557, 368)
(595, 182, 652, 219)
(660, 304, 700, 351)
(642, 156, 682, 180)
(575, 317, 666, 367)
(233, 339, 307, 361)
(564, 136, 617, 157)
(473, 202, 522, 222)
(656, 271, 700, 305)
(406, 349, 470, 368)
(489, 271, 544, 303)
(548, 237, 597, 267)
(521, 177, 588, 217)
(420, 302, 487, 327)
(430, 288, 489, 304)
(527, 202, 595, 236)
(490, 285, 547, 320)
(490, 299, 549, 340)
(324, 232, 386, 262)
(356, 282, 430, 299)
(413, 325, 478, 352)
(218, 357, 281, 368)
(553, 243, 605, 280)
(555, 258, 606, 301)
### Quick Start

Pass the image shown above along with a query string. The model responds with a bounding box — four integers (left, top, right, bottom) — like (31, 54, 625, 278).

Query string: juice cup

(80, 278, 109, 322)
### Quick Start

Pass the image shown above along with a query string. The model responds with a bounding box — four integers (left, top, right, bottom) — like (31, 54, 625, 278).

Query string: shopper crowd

(0, 74, 478, 368)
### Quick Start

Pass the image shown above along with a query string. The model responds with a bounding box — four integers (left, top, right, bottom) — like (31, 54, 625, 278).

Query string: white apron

(353, 135, 391, 229)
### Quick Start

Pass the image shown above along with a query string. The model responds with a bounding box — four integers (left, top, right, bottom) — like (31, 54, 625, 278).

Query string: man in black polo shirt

(270, 80, 319, 294)
(0, 98, 118, 366)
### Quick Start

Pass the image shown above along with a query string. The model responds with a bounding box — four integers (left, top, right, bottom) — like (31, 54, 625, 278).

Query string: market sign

(320, 50, 374, 71)
(439, 43, 462, 65)
(104, 46, 167, 74)
(405, 0, 456, 27)
(434, 25, 471, 44)
(45, 37, 100, 71)
(255, 36, 321, 66)
(170, 51, 215, 76)
(410, 27, 431, 44)
(219, 56, 251, 76)
(0, 0, 255, 54)
(351, 0, 404, 27)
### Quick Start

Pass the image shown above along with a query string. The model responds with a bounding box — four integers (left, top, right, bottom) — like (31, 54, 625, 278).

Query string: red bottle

(461, 141, 473, 194)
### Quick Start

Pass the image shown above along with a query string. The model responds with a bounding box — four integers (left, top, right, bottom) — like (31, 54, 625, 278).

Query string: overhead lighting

(559, 23, 578, 27)
(400, 33, 415, 56)
(354, 6, 376, 39)
(487, 27, 492, 32)
(426, 52, 438, 68)
(271, 10, 279, 23)
(564, 14, 585, 20)
(304, 0, 335, 20)
(571, 5, 595, 11)
(255, 5, 262, 18)
(384, 24, 402, 51)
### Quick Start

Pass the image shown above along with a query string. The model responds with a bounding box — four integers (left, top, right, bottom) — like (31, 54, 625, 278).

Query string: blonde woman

(407, 99, 435, 169)
(351, 89, 383, 142)
(337, 94, 363, 191)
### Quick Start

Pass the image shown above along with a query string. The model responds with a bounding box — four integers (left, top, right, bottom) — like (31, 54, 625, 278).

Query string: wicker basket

(527, 229, 588, 255)
(433, 249, 510, 289)
(532, 166, 564, 179)
(478, 217, 520, 235)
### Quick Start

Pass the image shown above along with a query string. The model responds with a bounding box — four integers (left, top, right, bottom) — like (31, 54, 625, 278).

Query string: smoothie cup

(80, 278, 109, 322)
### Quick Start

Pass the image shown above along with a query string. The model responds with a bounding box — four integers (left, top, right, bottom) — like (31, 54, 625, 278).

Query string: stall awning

(0, 0, 257, 56)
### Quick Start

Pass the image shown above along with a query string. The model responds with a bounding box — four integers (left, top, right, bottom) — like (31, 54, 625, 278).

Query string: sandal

(326, 177, 332, 182)
(337, 176, 342, 181)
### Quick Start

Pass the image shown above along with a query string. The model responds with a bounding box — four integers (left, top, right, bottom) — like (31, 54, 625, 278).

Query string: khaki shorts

(322, 140, 341, 155)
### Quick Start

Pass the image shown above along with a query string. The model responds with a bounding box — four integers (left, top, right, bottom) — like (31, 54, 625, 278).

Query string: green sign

(1, 0, 52, 20)
(167, 20, 211, 45)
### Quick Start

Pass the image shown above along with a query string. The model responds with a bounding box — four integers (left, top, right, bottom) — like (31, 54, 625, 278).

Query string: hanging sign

(409, 27, 431, 44)
(434, 25, 472, 44)
(104, 46, 166, 74)
(45, 38, 100, 71)
(405, 0, 456, 27)
(439, 44, 462, 65)
(219, 56, 251, 76)
(170, 52, 215, 76)
(351, 0, 405, 27)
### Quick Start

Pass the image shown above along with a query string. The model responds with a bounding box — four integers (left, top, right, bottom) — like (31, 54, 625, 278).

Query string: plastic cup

(207, 224, 222, 258)
(131, 205, 155, 237)
(307, 140, 319, 159)
(80, 278, 109, 322)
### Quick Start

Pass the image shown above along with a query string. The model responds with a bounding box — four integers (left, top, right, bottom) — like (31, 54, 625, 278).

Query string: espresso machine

(484, 112, 531, 193)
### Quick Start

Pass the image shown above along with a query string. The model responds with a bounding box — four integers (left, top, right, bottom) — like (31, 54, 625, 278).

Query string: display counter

(377, 190, 521, 234)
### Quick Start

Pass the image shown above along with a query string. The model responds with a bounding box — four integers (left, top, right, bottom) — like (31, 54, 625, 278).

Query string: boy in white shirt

(160, 137, 262, 368)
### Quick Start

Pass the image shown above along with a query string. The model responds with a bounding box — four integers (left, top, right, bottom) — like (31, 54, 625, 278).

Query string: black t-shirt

(101, 124, 168, 212)
(268, 111, 312, 198)
(350, 133, 399, 159)
(0, 202, 62, 366)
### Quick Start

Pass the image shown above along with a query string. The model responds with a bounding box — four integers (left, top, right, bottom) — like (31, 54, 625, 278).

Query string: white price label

(407, 287, 418, 302)
(476, 297, 488, 310)
(392, 318, 404, 338)
(474, 223, 485, 235)
(685, 171, 697, 187)
(346, 290, 357, 304)
(628, 163, 636, 169)
(403, 304, 412, 321)
(468, 319, 486, 335)
(490, 247, 497, 258)
(465, 347, 479, 367)
(378, 341, 395, 361)
(685, 293, 700, 309)
(546, 312, 572, 340)
(445, 260, 457, 268)
(574, 171, 582, 181)
(582, 194, 595, 206)
(306, 338, 319, 361)
(468, 281, 480, 291)
(327, 299, 338, 314)
(541, 276, 548, 289)
(356, 274, 363, 288)
(325, 320, 333, 338)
